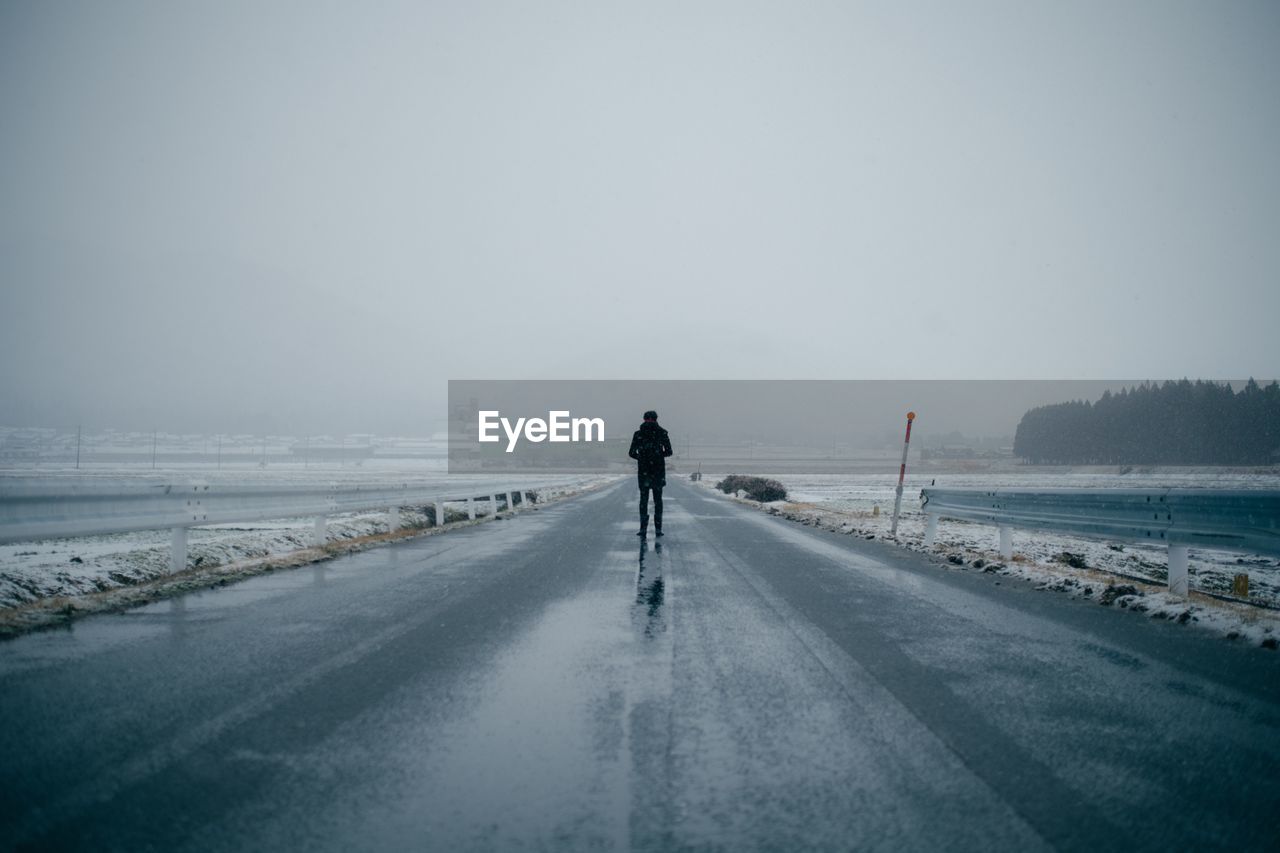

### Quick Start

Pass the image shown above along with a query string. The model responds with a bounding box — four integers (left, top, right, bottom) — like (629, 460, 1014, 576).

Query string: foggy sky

(2, 1, 1278, 435)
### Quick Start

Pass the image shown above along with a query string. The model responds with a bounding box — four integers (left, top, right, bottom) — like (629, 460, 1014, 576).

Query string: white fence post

(1168, 544, 1189, 597)
(435, 501, 445, 527)
(507, 491, 516, 511)
(999, 526, 1013, 560)
(314, 516, 327, 546)
(467, 499, 476, 520)
(170, 527, 188, 573)
(489, 495, 498, 516)
(923, 514, 938, 547)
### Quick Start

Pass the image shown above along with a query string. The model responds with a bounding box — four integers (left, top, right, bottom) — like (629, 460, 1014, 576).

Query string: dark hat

(643, 410, 658, 421)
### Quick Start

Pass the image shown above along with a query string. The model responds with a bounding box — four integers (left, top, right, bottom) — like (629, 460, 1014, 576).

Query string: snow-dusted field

(768, 466, 1280, 510)
(0, 456, 451, 483)
(0, 466, 616, 612)
(697, 466, 1280, 641)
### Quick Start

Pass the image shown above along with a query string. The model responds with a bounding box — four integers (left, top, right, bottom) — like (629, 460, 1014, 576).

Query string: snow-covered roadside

(695, 477, 1280, 650)
(0, 476, 619, 638)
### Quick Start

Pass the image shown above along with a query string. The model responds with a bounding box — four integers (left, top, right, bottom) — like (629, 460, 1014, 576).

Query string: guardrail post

(923, 514, 938, 547)
(314, 516, 327, 546)
(489, 495, 498, 516)
(999, 526, 1013, 560)
(387, 506, 399, 533)
(435, 501, 445, 527)
(1168, 544, 1189, 597)
(170, 527, 188, 573)
(507, 491, 516, 511)
(467, 499, 476, 520)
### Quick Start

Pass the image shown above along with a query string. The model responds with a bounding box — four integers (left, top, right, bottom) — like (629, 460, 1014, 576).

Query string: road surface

(2, 480, 1278, 851)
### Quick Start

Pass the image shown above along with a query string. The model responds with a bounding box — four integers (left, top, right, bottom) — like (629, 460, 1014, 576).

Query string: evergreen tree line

(1013, 379, 1280, 465)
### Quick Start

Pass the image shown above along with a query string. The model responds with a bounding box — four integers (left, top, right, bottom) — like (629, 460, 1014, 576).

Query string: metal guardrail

(0, 477, 575, 573)
(919, 488, 1280, 597)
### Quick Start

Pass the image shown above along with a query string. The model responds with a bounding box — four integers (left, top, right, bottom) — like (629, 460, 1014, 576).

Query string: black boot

(637, 514, 648, 536)
(655, 522, 664, 537)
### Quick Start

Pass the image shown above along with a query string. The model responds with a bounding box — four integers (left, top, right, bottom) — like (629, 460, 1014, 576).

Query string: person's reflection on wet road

(634, 538, 665, 639)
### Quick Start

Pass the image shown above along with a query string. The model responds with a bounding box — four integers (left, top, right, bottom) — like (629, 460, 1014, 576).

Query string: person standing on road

(628, 410, 673, 537)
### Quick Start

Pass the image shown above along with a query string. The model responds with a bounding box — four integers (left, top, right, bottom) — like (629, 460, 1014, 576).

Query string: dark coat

(629, 422, 673, 489)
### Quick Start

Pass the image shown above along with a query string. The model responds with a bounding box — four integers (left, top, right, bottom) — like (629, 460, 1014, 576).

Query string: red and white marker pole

(890, 411, 916, 539)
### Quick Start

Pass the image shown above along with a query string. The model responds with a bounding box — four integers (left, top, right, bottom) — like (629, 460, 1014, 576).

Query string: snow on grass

(0, 473, 619, 620)
(0, 512, 393, 610)
(698, 467, 1280, 649)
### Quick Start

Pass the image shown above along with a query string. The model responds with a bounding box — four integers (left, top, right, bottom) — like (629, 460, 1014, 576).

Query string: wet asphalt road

(2, 480, 1279, 851)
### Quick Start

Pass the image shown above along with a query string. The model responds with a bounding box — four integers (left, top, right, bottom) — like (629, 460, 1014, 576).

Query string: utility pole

(217, 434, 222, 470)
(152, 430, 157, 469)
(75, 425, 81, 469)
